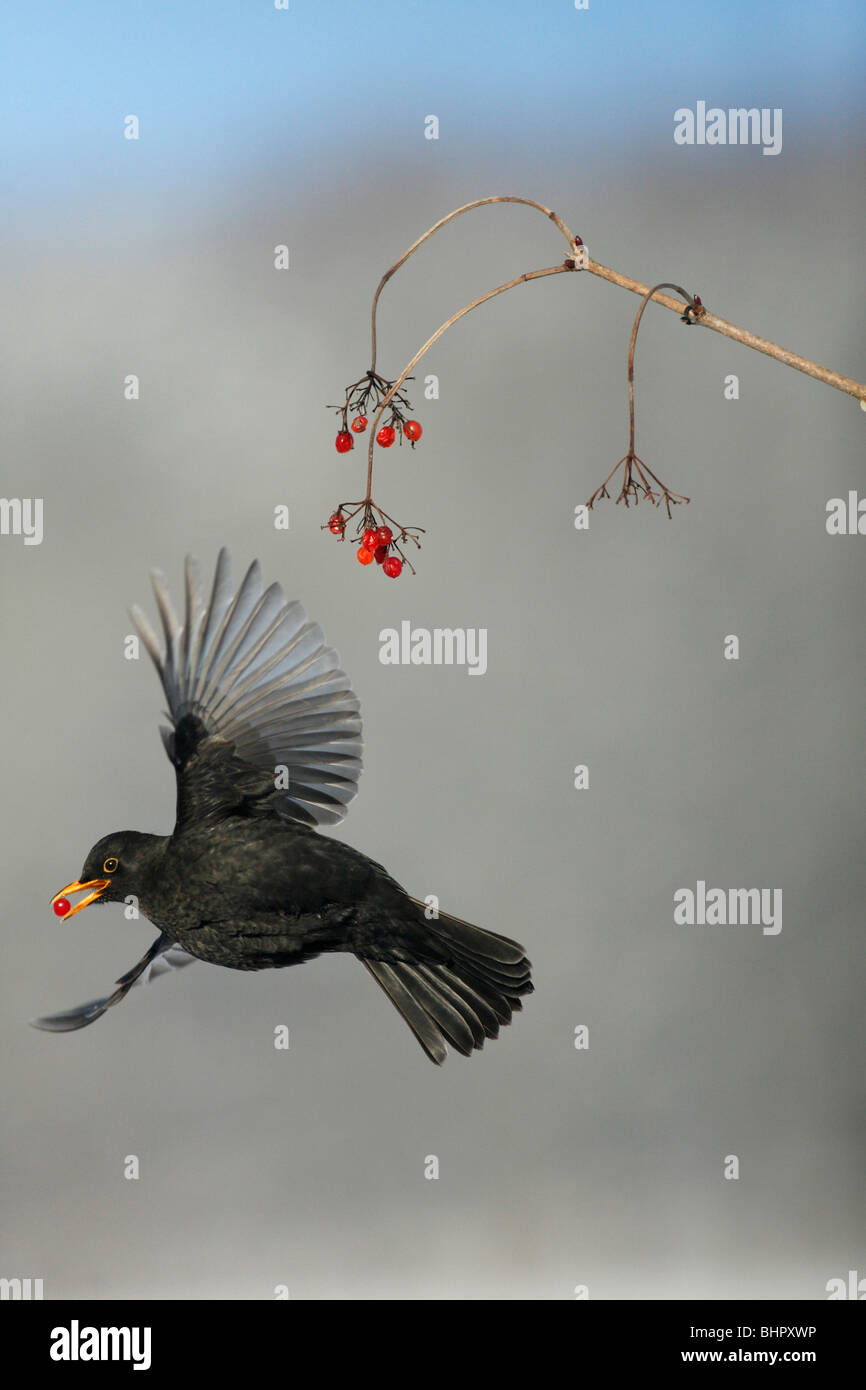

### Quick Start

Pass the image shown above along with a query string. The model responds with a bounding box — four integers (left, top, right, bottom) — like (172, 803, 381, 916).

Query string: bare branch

(586, 258, 866, 405)
(328, 195, 866, 571)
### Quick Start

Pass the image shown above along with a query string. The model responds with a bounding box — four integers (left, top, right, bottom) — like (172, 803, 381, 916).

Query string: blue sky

(2, 0, 863, 206)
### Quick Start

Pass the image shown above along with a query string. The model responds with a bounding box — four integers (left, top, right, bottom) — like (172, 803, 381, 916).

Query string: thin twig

(369, 195, 577, 373)
(365, 262, 572, 496)
(626, 282, 702, 451)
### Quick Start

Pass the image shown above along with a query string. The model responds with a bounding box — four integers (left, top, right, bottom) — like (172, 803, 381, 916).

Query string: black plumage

(34, 550, 532, 1063)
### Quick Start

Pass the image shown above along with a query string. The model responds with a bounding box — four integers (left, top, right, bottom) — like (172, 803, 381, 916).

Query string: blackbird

(33, 549, 532, 1063)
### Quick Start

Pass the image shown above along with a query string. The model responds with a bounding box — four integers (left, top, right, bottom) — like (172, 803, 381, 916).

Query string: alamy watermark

(674, 102, 782, 157)
(50, 1321, 151, 1371)
(0, 1276, 43, 1299)
(379, 622, 487, 675)
(0, 497, 43, 545)
(675, 880, 782, 935)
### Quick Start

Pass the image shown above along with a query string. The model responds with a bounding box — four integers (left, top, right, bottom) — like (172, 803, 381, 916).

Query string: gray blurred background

(1, 1, 864, 1299)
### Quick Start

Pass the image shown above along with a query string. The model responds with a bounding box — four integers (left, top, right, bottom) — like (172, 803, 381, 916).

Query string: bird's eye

(103, 857, 118, 874)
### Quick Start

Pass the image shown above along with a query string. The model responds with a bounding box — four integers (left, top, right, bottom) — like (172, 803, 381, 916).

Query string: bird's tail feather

(361, 910, 532, 1064)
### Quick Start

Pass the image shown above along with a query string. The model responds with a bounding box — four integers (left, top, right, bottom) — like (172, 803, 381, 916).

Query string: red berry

(362, 528, 378, 550)
(383, 556, 402, 578)
(328, 511, 345, 535)
(374, 546, 387, 565)
(403, 420, 422, 442)
(376, 425, 396, 447)
(357, 547, 374, 566)
(335, 431, 353, 454)
(53, 897, 71, 918)
(375, 525, 393, 547)
(350, 415, 367, 433)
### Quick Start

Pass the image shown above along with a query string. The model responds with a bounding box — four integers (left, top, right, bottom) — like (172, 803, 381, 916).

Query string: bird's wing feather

(30, 933, 191, 1032)
(130, 548, 362, 828)
(133, 943, 199, 985)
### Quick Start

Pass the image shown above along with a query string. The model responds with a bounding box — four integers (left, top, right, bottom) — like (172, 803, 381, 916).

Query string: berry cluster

(323, 501, 424, 579)
(358, 524, 403, 577)
(327, 367, 426, 573)
(331, 370, 422, 454)
(334, 415, 422, 454)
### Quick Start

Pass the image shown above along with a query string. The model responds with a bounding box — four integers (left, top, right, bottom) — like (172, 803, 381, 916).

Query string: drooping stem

(369, 195, 578, 374)
(627, 283, 702, 452)
(365, 261, 573, 498)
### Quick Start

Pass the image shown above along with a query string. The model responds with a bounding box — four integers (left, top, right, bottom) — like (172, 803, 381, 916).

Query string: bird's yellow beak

(51, 879, 111, 920)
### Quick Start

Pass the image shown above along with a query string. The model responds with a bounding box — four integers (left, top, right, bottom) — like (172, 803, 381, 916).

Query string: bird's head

(51, 831, 165, 920)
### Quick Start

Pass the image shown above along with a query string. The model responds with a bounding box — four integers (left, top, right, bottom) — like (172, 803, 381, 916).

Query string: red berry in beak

(53, 898, 71, 918)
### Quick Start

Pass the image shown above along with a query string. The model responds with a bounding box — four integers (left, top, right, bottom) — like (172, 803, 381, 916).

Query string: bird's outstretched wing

(30, 935, 196, 1032)
(130, 548, 362, 828)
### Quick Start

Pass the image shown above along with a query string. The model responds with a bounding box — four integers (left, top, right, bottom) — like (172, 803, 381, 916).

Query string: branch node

(681, 293, 706, 325)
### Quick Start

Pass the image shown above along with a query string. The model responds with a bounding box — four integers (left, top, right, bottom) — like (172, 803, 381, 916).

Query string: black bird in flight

(33, 550, 532, 1063)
